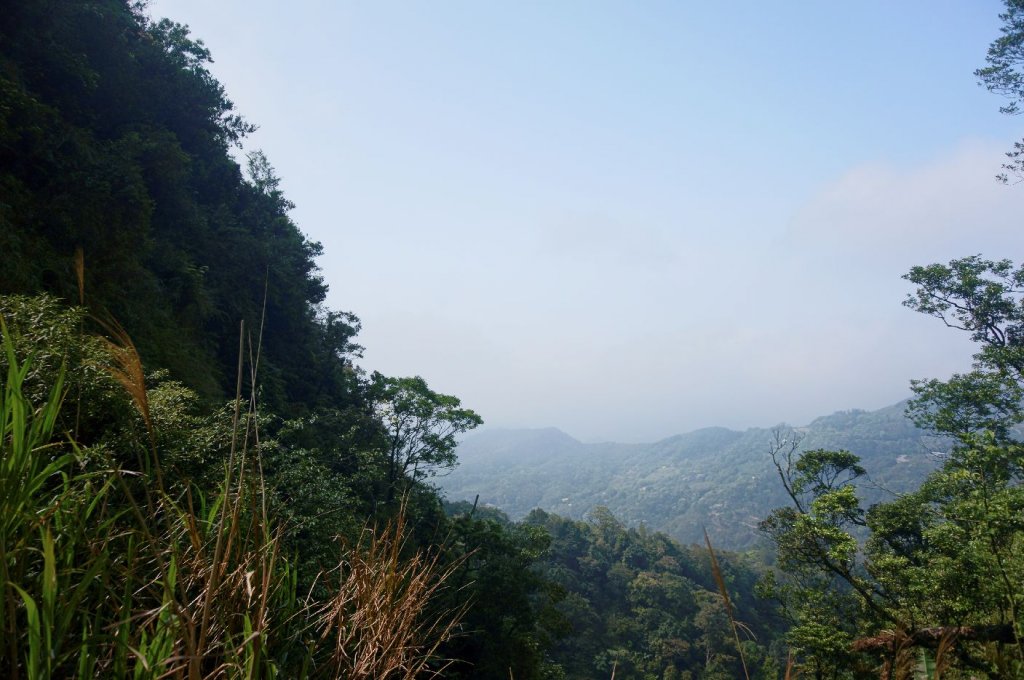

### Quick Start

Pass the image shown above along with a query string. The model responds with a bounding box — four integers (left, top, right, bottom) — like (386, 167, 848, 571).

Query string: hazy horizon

(461, 393, 916, 445)
(151, 0, 1022, 441)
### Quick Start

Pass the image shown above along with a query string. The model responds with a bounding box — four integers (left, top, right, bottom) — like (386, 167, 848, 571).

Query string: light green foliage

(903, 256, 1024, 440)
(792, 449, 866, 498)
(0, 318, 80, 676)
(0, 297, 470, 678)
(0, 295, 130, 443)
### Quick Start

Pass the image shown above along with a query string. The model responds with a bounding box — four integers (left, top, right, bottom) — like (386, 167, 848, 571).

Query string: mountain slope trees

(761, 260, 1024, 677)
(0, 3, 562, 677)
(0, 0, 357, 416)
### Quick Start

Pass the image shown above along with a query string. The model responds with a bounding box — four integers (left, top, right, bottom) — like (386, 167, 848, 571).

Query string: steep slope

(0, 0, 363, 416)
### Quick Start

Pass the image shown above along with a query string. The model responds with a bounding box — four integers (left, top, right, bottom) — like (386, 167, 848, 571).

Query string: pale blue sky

(153, 0, 1023, 441)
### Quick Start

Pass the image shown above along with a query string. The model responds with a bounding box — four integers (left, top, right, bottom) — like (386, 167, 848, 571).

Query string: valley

(440, 401, 948, 549)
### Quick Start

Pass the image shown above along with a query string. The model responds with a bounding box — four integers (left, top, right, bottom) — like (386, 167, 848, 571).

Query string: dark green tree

(439, 507, 567, 680)
(525, 507, 782, 680)
(0, 0, 366, 418)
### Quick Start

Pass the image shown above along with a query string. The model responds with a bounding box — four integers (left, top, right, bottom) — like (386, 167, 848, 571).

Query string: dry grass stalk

(887, 628, 916, 680)
(96, 316, 152, 439)
(784, 649, 798, 679)
(4, 296, 470, 678)
(932, 629, 956, 679)
(164, 491, 282, 679)
(73, 246, 85, 305)
(195, 320, 247, 678)
(317, 508, 466, 679)
(703, 527, 751, 680)
(97, 317, 283, 679)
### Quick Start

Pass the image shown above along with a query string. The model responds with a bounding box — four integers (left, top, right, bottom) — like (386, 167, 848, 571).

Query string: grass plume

(704, 527, 751, 680)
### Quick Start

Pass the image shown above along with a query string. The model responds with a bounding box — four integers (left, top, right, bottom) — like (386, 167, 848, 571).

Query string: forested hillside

(441, 403, 947, 549)
(0, 1, 789, 677)
(0, 0, 359, 415)
(3, 0, 1024, 678)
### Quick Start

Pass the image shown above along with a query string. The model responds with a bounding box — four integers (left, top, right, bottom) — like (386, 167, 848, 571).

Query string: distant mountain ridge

(437, 401, 949, 550)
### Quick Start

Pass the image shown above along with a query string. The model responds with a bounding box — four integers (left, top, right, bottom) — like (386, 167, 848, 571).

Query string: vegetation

(759, 257, 1024, 678)
(0, 1, 555, 675)
(2, 0, 1023, 678)
(752, 4, 1024, 672)
(0, 0, 359, 415)
(524, 507, 785, 680)
(977, 0, 1024, 182)
(440, 408, 945, 551)
(0, 303, 466, 677)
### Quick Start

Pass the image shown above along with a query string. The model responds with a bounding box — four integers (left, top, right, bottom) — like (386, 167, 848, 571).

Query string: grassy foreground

(0, 309, 462, 679)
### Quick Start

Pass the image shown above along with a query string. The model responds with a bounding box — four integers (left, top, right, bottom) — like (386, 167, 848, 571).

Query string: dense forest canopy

(0, 0, 354, 414)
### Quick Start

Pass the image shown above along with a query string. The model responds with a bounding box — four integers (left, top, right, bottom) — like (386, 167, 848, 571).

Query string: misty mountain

(437, 401, 949, 550)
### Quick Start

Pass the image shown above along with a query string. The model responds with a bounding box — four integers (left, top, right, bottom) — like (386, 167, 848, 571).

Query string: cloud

(786, 139, 1019, 263)
(354, 139, 1021, 443)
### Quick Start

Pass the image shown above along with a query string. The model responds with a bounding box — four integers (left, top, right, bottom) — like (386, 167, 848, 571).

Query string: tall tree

(369, 373, 482, 503)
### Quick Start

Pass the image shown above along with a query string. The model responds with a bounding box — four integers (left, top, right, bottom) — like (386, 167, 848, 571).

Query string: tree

(438, 510, 567, 680)
(903, 256, 1024, 440)
(976, 0, 1024, 182)
(369, 372, 482, 503)
(761, 258, 1024, 677)
(759, 436, 882, 679)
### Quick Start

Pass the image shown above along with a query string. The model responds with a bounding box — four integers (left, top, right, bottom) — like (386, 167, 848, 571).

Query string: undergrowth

(0, 298, 463, 679)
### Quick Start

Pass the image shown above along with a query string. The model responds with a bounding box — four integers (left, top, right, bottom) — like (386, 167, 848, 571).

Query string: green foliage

(370, 372, 482, 504)
(792, 450, 865, 498)
(439, 507, 566, 680)
(524, 508, 786, 680)
(0, 0, 815, 675)
(0, 0, 363, 417)
(0, 297, 469, 678)
(0, 0, 578, 674)
(0, 295, 129, 442)
(441, 409, 943, 551)
(762, 256, 1024, 678)
(904, 256, 1024, 441)
(976, 0, 1024, 181)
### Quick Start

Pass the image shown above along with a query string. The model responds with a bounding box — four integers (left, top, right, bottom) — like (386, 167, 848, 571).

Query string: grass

(315, 507, 467, 679)
(704, 527, 752, 680)
(0, 305, 464, 679)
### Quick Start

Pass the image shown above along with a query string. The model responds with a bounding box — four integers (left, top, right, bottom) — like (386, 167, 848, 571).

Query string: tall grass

(703, 527, 752, 680)
(316, 507, 466, 679)
(0, 306, 463, 679)
(0, 316, 77, 679)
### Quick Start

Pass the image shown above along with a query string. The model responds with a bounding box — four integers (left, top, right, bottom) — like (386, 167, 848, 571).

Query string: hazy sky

(152, 0, 1023, 442)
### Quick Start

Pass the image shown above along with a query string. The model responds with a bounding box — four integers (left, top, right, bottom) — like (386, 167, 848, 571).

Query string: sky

(151, 0, 1024, 442)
